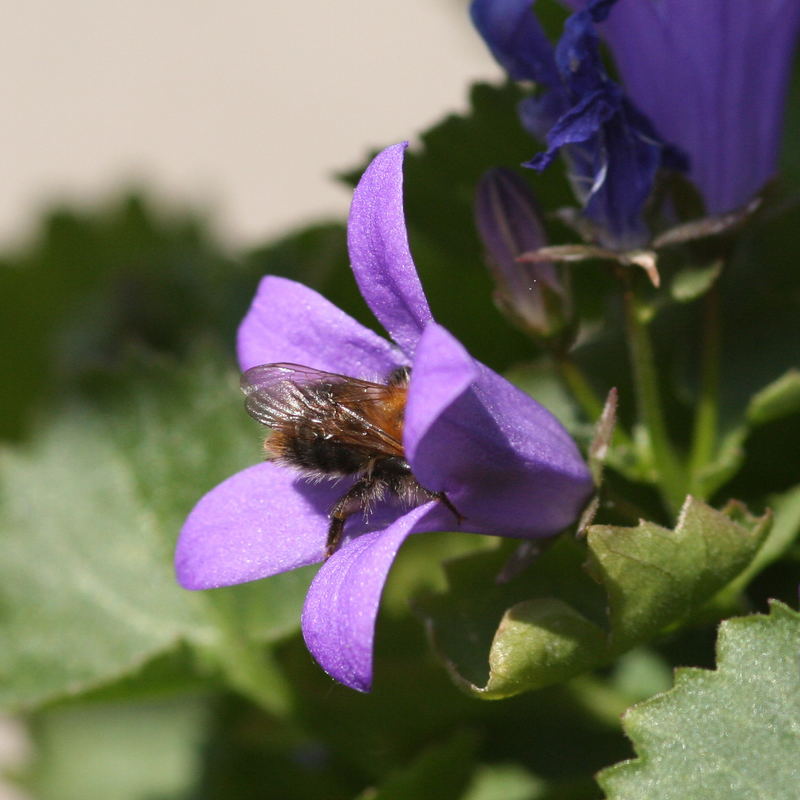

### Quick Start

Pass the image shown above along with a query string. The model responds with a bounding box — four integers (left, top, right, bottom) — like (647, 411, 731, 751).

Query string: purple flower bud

(475, 168, 571, 339)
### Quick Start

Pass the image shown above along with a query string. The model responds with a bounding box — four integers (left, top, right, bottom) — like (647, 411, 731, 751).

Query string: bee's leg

(414, 486, 464, 526)
(325, 516, 346, 560)
(436, 492, 464, 525)
(434, 491, 464, 525)
(326, 477, 386, 559)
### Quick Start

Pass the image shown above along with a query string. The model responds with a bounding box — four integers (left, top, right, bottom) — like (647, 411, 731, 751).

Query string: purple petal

(597, 0, 800, 212)
(470, 0, 561, 85)
(554, 0, 618, 97)
(347, 143, 433, 357)
(404, 322, 478, 467)
(518, 89, 570, 143)
(237, 275, 404, 377)
(472, 0, 681, 249)
(580, 101, 666, 248)
(301, 502, 436, 692)
(176, 461, 338, 589)
(537, 88, 620, 157)
(406, 324, 593, 537)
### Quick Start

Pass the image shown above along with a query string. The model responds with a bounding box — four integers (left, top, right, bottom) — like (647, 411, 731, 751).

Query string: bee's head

(386, 365, 411, 387)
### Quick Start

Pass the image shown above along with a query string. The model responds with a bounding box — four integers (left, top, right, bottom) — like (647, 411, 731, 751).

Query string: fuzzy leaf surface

(0, 351, 309, 710)
(421, 497, 769, 699)
(598, 601, 800, 799)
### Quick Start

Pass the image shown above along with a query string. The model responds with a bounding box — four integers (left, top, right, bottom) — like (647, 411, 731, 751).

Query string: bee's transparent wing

(240, 363, 404, 454)
(241, 364, 326, 426)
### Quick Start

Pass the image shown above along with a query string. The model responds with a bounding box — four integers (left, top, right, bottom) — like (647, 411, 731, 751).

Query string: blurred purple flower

(175, 143, 593, 692)
(585, 0, 800, 213)
(472, 0, 688, 249)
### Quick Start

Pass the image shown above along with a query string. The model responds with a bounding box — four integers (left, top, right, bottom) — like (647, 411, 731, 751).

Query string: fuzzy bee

(241, 363, 462, 557)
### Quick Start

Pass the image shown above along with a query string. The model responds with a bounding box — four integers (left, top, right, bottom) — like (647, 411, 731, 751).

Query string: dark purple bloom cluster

(175, 144, 593, 692)
(473, 0, 800, 236)
(590, 0, 800, 213)
(472, 0, 688, 249)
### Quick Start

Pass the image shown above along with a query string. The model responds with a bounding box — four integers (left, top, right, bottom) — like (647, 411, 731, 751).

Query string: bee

(241, 362, 462, 558)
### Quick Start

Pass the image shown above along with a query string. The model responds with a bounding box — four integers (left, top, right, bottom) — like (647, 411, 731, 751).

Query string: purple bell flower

(472, 0, 688, 249)
(175, 143, 593, 692)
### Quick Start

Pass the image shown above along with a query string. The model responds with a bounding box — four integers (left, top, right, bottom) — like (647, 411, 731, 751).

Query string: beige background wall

(3, 1, 501, 248)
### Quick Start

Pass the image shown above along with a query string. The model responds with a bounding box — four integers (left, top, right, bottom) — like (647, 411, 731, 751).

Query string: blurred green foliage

(0, 196, 237, 441)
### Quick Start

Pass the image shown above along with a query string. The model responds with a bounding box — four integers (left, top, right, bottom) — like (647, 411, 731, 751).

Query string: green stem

(620, 276, 686, 515)
(555, 355, 604, 420)
(688, 284, 721, 496)
(553, 353, 635, 449)
(568, 675, 639, 728)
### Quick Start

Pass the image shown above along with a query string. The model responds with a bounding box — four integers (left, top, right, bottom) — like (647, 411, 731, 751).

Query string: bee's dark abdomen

(281, 426, 367, 475)
(371, 456, 412, 483)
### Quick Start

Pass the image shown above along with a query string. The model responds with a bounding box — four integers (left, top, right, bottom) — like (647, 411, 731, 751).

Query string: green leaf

(693, 368, 800, 499)
(420, 497, 769, 699)
(0, 349, 308, 711)
(478, 598, 608, 697)
(0, 193, 235, 443)
(669, 261, 722, 303)
(720, 482, 800, 599)
(461, 763, 547, 800)
(587, 498, 770, 650)
(746, 368, 800, 426)
(598, 601, 800, 800)
(23, 697, 206, 800)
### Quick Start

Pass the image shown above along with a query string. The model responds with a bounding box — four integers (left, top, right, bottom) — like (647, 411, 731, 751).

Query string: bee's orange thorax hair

(263, 427, 292, 460)
(360, 385, 407, 447)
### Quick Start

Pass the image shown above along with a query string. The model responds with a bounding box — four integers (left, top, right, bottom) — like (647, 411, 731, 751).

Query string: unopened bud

(475, 169, 572, 341)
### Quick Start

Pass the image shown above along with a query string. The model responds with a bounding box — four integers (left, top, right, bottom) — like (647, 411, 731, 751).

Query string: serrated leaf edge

(596, 600, 800, 795)
(428, 497, 770, 700)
